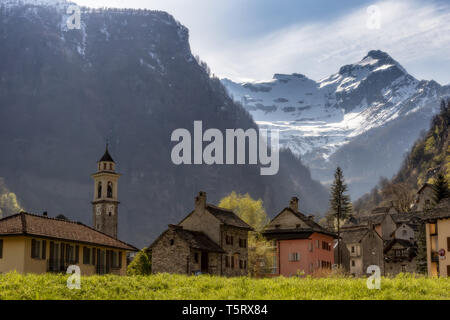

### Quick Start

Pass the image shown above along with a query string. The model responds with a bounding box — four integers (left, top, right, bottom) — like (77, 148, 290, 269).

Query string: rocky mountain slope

(222, 51, 450, 198)
(0, 1, 329, 247)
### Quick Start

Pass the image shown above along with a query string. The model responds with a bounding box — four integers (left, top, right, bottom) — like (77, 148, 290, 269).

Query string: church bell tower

(92, 145, 120, 238)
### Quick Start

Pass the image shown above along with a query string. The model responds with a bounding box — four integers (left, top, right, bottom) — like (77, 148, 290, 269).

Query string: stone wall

(221, 226, 249, 277)
(151, 228, 190, 274)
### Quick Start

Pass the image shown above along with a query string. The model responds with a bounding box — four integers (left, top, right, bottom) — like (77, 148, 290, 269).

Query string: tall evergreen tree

(329, 167, 352, 267)
(415, 222, 428, 274)
(432, 173, 450, 204)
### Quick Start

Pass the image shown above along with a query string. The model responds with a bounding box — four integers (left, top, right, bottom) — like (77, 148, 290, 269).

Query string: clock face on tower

(96, 205, 102, 216)
(107, 205, 115, 216)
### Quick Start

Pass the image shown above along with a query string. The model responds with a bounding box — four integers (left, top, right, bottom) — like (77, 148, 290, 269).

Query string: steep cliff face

(0, 2, 329, 247)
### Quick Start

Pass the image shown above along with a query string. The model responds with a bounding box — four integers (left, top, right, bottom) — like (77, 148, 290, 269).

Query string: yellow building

(426, 198, 450, 277)
(0, 212, 137, 275)
(0, 147, 138, 275)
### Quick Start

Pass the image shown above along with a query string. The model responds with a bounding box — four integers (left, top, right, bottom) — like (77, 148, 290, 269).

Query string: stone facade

(220, 225, 249, 277)
(150, 192, 253, 277)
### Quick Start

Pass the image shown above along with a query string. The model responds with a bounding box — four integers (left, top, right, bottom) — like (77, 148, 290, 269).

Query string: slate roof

(99, 146, 115, 163)
(263, 207, 337, 239)
(0, 212, 137, 251)
(149, 226, 225, 253)
(340, 228, 370, 243)
(426, 198, 450, 220)
(206, 205, 253, 230)
(384, 238, 416, 253)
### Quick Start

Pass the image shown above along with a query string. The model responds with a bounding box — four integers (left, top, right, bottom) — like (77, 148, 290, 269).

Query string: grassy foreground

(0, 272, 449, 300)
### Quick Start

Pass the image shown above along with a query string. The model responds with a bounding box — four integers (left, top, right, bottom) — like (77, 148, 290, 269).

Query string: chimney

(43, 211, 48, 217)
(289, 197, 299, 212)
(308, 215, 314, 221)
(195, 191, 207, 213)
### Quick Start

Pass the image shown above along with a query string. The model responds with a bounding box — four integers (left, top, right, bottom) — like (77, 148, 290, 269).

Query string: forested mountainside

(354, 99, 450, 214)
(0, 1, 329, 247)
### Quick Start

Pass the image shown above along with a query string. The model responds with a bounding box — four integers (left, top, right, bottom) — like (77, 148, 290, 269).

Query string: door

(201, 252, 208, 273)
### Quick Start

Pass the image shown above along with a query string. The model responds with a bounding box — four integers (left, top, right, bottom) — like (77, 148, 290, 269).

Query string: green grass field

(0, 272, 449, 300)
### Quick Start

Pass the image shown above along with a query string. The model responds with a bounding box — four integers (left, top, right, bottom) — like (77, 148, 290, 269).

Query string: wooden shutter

(42, 240, 47, 259)
(75, 245, 79, 263)
(31, 239, 36, 258)
(0, 239, 3, 259)
(92, 248, 96, 265)
(447, 265, 450, 277)
(119, 252, 122, 268)
(447, 237, 450, 251)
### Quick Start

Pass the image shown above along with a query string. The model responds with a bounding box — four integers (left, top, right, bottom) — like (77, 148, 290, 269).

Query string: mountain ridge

(0, 2, 330, 247)
(222, 51, 450, 198)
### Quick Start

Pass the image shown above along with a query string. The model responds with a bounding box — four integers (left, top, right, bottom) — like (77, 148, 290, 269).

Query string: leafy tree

(127, 248, 151, 276)
(218, 192, 272, 276)
(432, 173, 450, 204)
(218, 192, 269, 232)
(329, 167, 352, 266)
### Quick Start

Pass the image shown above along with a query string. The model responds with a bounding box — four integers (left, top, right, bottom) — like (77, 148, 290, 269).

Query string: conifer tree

(432, 173, 450, 204)
(329, 167, 352, 267)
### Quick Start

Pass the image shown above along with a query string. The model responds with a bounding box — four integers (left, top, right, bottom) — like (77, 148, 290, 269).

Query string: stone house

(413, 183, 435, 212)
(384, 238, 417, 275)
(262, 197, 337, 277)
(339, 226, 384, 277)
(150, 192, 253, 276)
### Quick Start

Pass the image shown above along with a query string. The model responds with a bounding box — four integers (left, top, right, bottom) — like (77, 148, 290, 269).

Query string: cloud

(200, 0, 450, 83)
(0, 178, 24, 218)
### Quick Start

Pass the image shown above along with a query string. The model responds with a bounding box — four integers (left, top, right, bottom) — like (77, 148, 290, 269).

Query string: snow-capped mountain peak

(221, 51, 450, 198)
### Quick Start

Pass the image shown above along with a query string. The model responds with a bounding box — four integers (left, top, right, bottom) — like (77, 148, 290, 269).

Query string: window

(308, 242, 313, 252)
(97, 182, 102, 199)
(239, 239, 247, 248)
(103, 163, 106, 170)
(316, 240, 320, 248)
(111, 251, 121, 268)
(226, 235, 234, 246)
(194, 252, 199, 264)
(0, 239, 3, 259)
(42, 240, 46, 259)
(429, 223, 437, 235)
(169, 239, 174, 246)
(231, 255, 235, 269)
(107, 182, 113, 198)
(65, 245, 79, 264)
(225, 256, 230, 268)
(31, 239, 41, 259)
(401, 265, 406, 272)
(447, 237, 450, 251)
(83, 247, 91, 265)
(351, 260, 355, 267)
(288, 252, 299, 262)
(402, 230, 407, 236)
(109, 164, 113, 170)
(351, 246, 355, 253)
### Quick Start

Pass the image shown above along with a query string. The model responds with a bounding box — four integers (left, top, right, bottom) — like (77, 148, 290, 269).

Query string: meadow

(0, 272, 449, 300)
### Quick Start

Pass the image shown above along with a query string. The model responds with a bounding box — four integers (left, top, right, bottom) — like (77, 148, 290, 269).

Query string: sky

(75, 0, 450, 84)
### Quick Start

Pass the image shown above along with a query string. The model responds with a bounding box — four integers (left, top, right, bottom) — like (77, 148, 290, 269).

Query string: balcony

(431, 251, 439, 263)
